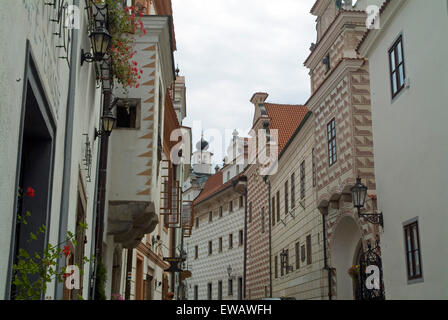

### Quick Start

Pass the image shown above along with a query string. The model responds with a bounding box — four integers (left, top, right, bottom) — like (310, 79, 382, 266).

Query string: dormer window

(258, 104, 267, 116)
(323, 53, 331, 73)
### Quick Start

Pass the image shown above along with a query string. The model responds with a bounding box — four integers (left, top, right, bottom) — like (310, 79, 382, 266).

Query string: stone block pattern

(136, 44, 157, 196)
(246, 164, 270, 300)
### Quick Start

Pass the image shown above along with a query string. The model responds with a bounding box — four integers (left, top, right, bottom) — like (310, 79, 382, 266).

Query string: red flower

(62, 245, 71, 257)
(26, 187, 35, 198)
(136, 83, 140, 88)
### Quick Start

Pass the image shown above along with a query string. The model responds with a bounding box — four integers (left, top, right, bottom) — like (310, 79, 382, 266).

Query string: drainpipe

(54, 0, 80, 299)
(322, 211, 332, 300)
(263, 176, 273, 298)
(242, 186, 248, 300)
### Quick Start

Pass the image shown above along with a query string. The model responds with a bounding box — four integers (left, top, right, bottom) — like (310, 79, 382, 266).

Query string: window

(261, 207, 265, 233)
(280, 253, 284, 277)
(248, 202, 252, 223)
(274, 255, 278, 279)
(219, 206, 223, 218)
(239, 196, 243, 208)
(389, 35, 406, 98)
(291, 173, 295, 209)
(238, 277, 243, 300)
(259, 103, 267, 116)
(207, 283, 212, 300)
(236, 165, 240, 173)
(295, 241, 300, 269)
(312, 148, 316, 187)
(195, 217, 199, 228)
(229, 200, 233, 212)
(301, 245, 306, 263)
(218, 281, 223, 300)
(284, 181, 289, 215)
(209, 211, 213, 223)
(272, 196, 276, 226)
(116, 102, 139, 129)
(264, 286, 268, 298)
(219, 237, 223, 253)
(276, 191, 280, 222)
(285, 249, 290, 274)
(229, 234, 233, 249)
(208, 241, 213, 255)
(227, 171, 230, 181)
(404, 221, 423, 280)
(195, 245, 199, 259)
(239, 230, 244, 246)
(306, 235, 312, 265)
(300, 161, 306, 200)
(194, 285, 198, 300)
(228, 279, 233, 296)
(323, 53, 331, 73)
(327, 118, 337, 166)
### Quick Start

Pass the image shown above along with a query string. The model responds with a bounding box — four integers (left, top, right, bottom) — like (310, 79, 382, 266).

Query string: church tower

(192, 137, 213, 175)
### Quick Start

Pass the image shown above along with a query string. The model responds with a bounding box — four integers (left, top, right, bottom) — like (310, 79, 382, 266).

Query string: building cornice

(304, 10, 366, 70)
(140, 15, 176, 89)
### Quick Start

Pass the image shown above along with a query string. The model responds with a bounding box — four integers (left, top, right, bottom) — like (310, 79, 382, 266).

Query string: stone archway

(331, 216, 362, 300)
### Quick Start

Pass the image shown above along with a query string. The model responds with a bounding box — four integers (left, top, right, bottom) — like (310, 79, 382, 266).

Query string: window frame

(403, 220, 423, 282)
(300, 160, 306, 200)
(229, 233, 233, 249)
(306, 235, 312, 265)
(228, 278, 233, 296)
(295, 241, 300, 270)
(261, 207, 265, 233)
(195, 245, 199, 259)
(284, 180, 289, 215)
(291, 173, 296, 209)
(388, 34, 406, 99)
(327, 118, 337, 167)
(272, 196, 276, 226)
(208, 240, 213, 255)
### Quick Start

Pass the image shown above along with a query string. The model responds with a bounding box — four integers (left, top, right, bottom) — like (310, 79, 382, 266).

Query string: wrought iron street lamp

(280, 249, 293, 273)
(95, 110, 116, 140)
(81, 26, 112, 66)
(227, 265, 233, 279)
(351, 177, 384, 227)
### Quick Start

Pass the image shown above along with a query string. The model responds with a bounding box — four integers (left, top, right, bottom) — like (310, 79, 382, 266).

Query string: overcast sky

(172, 0, 317, 166)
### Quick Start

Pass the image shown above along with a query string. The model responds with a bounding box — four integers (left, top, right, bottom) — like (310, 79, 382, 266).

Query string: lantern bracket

(357, 210, 384, 228)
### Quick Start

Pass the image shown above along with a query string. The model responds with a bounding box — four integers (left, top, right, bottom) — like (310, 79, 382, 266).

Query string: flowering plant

(348, 264, 360, 279)
(111, 293, 124, 300)
(93, 0, 146, 90)
(13, 187, 92, 300)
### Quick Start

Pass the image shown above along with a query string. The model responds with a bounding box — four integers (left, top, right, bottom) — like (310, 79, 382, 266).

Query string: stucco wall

(365, 0, 448, 299)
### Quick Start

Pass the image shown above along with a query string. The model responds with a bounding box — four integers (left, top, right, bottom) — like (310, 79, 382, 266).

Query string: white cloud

(172, 0, 317, 165)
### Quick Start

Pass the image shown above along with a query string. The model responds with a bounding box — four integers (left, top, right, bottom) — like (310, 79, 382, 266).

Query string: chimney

(250, 92, 269, 105)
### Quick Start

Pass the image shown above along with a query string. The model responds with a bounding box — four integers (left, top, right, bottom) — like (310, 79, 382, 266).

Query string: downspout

(263, 176, 272, 298)
(242, 186, 247, 300)
(322, 211, 332, 300)
(54, 0, 80, 299)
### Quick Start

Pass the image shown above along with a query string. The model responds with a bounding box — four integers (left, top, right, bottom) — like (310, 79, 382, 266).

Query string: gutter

(54, 0, 80, 299)
(263, 176, 273, 298)
(322, 212, 332, 300)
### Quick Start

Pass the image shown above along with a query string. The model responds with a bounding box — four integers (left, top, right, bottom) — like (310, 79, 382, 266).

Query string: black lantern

(280, 249, 293, 273)
(95, 110, 116, 140)
(227, 265, 233, 279)
(81, 26, 112, 66)
(351, 177, 368, 210)
(351, 176, 384, 227)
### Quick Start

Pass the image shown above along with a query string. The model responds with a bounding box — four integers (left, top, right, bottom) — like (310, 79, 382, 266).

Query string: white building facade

(186, 134, 247, 300)
(358, 0, 448, 299)
(0, 0, 103, 299)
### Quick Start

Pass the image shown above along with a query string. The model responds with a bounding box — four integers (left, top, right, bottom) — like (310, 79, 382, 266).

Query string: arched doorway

(331, 216, 362, 300)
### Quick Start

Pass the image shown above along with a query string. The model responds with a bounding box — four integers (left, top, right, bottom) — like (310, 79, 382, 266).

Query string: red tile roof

(193, 171, 245, 206)
(264, 103, 309, 154)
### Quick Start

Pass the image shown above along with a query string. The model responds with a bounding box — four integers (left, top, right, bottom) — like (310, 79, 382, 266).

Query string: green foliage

(93, 0, 146, 91)
(94, 258, 107, 300)
(13, 218, 91, 300)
